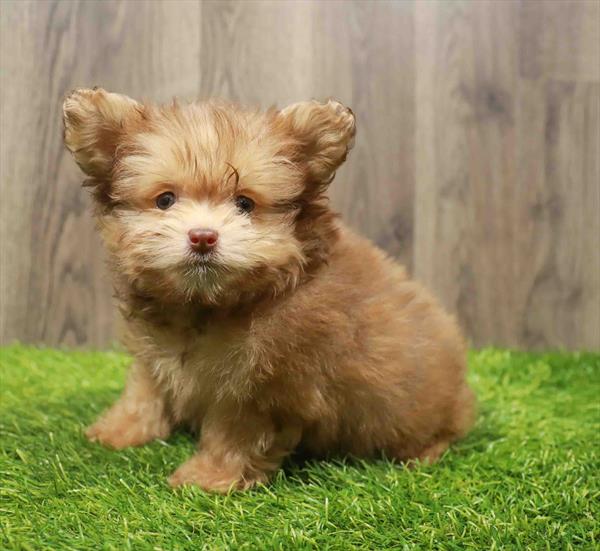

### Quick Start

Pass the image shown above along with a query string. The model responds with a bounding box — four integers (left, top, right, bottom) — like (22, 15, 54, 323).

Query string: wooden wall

(1, 0, 598, 350)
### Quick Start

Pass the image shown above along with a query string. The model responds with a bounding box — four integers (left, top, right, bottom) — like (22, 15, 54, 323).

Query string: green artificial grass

(1, 345, 598, 550)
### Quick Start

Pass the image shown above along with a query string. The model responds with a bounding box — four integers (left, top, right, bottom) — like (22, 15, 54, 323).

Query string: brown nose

(188, 228, 218, 253)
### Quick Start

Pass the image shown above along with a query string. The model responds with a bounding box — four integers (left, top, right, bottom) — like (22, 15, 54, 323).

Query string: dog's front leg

(169, 403, 301, 492)
(86, 361, 172, 449)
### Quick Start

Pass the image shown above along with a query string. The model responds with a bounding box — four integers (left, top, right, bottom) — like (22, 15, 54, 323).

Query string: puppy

(63, 88, 475, 492)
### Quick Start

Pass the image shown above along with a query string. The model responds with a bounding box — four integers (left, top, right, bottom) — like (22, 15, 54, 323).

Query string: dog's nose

(188, 228, 218, 253)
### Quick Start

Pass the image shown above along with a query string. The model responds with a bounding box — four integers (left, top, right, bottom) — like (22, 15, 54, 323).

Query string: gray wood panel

(1, 0, 598, 349)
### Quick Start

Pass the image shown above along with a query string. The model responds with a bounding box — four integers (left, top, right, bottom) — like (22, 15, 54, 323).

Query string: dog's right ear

(63, 88, 142, 183)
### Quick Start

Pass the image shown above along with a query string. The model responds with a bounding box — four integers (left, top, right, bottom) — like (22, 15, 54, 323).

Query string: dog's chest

(139, 316, 249, 422)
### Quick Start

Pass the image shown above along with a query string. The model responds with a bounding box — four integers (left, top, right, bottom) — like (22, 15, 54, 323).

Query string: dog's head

(63, 88, 355, 305)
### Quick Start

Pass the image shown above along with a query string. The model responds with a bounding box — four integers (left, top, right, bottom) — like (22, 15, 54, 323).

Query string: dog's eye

(235, 195, 255, 214)
(156, 191, 176, 210)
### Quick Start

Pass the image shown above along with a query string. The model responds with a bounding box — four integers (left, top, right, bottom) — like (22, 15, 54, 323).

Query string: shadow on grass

(280, 403, 504, 487)
(5, 387, 503, 494)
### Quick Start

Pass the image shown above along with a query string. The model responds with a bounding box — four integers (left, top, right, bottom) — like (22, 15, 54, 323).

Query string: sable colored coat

(63, 88, 475, 492)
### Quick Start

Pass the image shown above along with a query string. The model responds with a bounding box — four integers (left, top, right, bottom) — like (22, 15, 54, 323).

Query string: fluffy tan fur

(63, 88, 475, 492)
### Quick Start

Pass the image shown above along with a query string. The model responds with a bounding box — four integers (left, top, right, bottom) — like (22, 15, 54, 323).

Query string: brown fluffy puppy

(63, 88, 475, 492)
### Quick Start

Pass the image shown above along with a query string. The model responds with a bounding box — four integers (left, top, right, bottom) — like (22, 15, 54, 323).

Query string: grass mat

(1, 345, 598, 549)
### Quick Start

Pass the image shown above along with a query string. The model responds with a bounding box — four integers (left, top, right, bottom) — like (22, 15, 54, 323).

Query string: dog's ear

(63, 88, 142, 183)
(278, 99, 356, 186)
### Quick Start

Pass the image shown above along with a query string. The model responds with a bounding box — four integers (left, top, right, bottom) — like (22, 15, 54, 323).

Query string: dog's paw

(85, 406, 170, 450)
(168, 454, 266, 493)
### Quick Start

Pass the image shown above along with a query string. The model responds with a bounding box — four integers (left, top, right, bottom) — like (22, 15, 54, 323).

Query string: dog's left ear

(278, 99, 356, 186)
(63, 87, 142, 182)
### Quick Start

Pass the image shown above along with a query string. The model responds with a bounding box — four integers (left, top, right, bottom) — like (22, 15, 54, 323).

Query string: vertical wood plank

(516, 0, 600, 349)
(542, 0, 600, 82)
(415, 1, 477, 335)
(519, 0, 600, 82)
(415, 0, 521, 346)
(1, 0, 116, 347)
(311, 0, 415, 269)
(0, 0, 201, 346)
(198, 0, 315, 104)
(521, 81, 600, 349)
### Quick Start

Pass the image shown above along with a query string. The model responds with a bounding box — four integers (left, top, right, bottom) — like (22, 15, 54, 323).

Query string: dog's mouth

(183, 256, 223, 281)
(184, 247, 227, 272)
(188, 251, 215, 265)
(181, 258, 220, 284)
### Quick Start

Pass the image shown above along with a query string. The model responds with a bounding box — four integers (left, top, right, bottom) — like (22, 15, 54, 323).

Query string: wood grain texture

(1, 0, 598, 349)
(415, 0, 599, 350)
(0, 0, 202, 346)
(415, 0, 522, 345)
